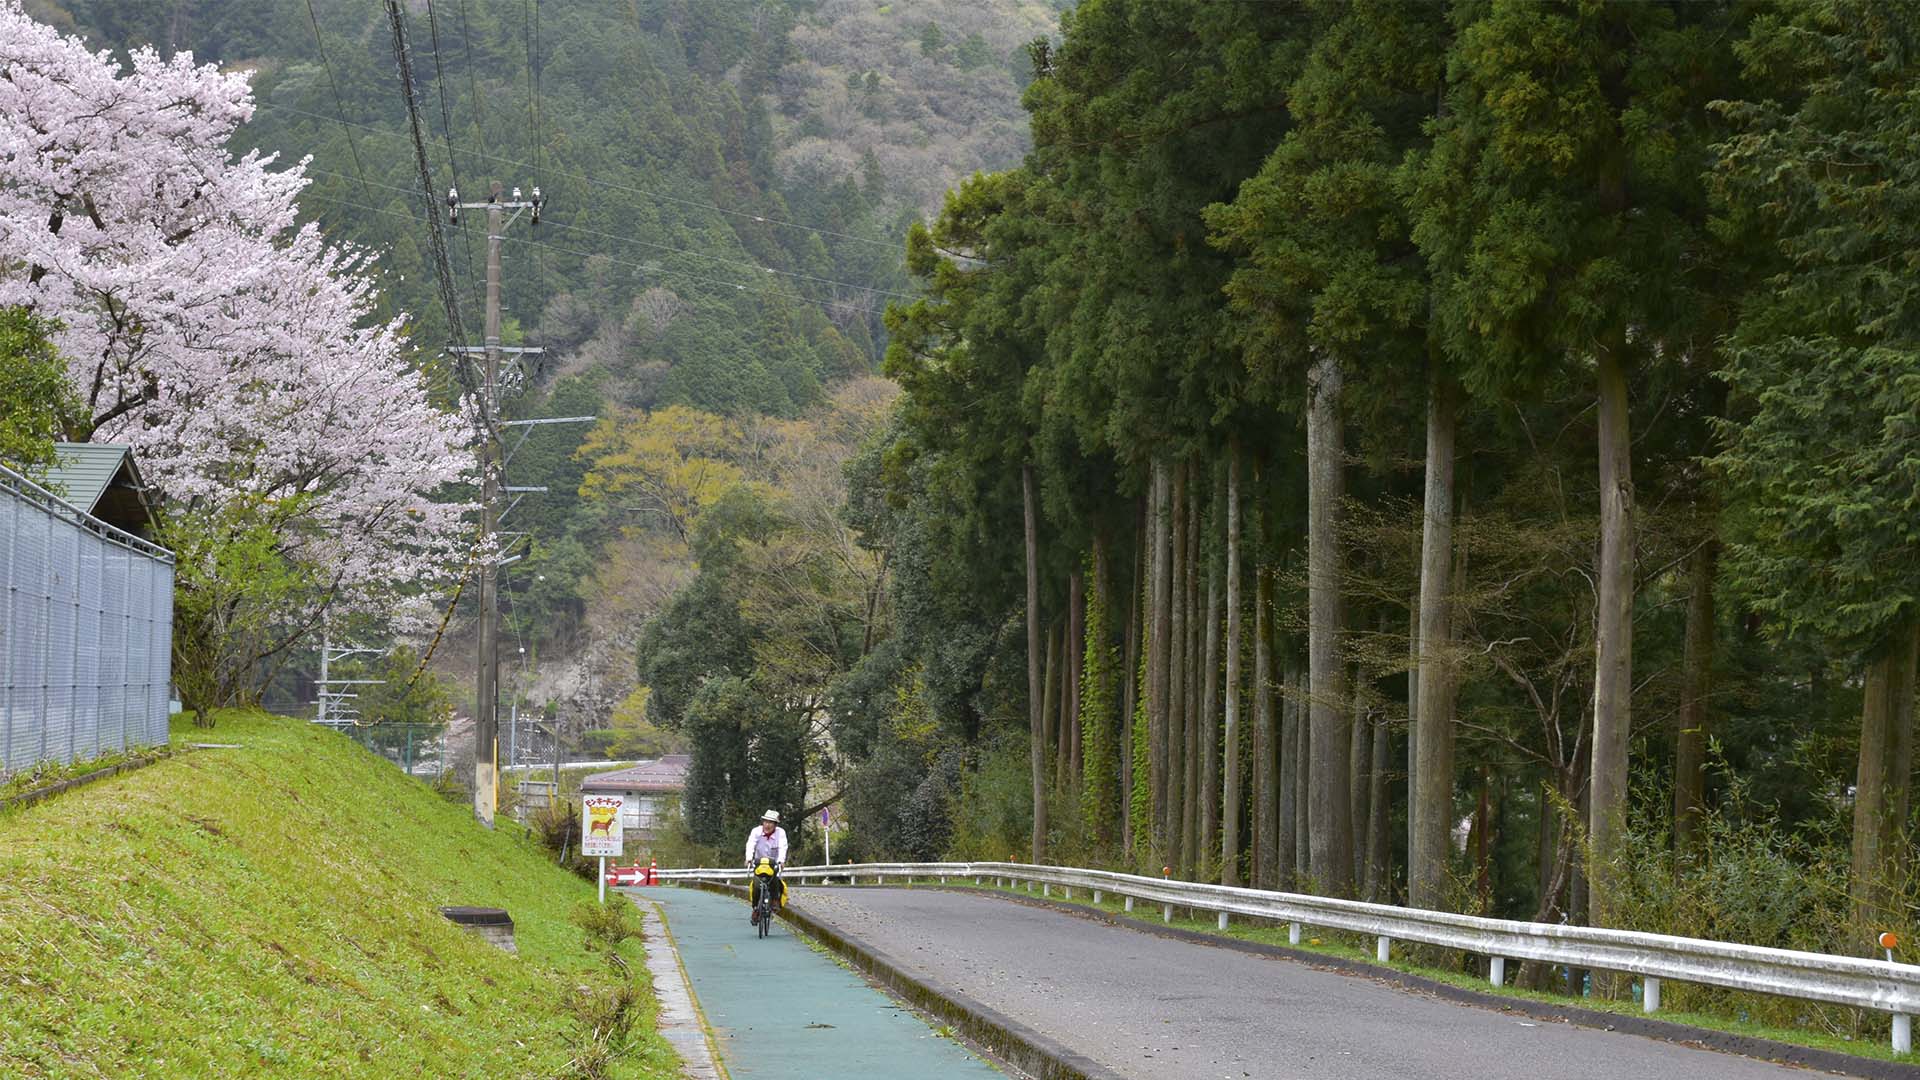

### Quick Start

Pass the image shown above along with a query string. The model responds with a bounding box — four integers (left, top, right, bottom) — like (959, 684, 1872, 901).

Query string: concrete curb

(675, 880, 1125, 1080)
(626, 894, 729, 1080)
(935, 884, 1920, 1080)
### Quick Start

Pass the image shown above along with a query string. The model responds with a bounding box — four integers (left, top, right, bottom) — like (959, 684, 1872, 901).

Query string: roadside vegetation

(0, 710, 676, 1079)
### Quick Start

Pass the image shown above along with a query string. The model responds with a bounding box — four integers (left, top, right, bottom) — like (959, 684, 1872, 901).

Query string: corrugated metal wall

(1, 464, 173, 775)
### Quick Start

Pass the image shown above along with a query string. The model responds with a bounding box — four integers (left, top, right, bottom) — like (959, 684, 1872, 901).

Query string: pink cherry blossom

(0, 1, 472, 626)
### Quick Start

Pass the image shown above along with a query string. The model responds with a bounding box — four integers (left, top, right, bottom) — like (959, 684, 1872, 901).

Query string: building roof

(581, 754, 691, 795)
(46, 443, 157, 539)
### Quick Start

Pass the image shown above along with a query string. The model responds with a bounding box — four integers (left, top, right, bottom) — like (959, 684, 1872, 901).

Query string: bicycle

(751, 857, 782, 938)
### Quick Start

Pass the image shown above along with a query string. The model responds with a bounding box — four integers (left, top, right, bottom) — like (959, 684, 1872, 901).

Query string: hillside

(0, 711, 675, 1078)
(773, 0, 1063, 218)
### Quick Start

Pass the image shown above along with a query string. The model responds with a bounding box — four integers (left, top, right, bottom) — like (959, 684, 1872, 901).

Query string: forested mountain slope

(28, 0, 1053, 749)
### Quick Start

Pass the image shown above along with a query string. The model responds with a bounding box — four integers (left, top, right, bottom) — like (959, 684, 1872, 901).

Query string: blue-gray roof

(45, 444, 155, 537)
(45, 443, 130, 513)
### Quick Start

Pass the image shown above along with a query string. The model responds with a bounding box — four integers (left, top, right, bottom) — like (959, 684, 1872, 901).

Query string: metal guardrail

(652, 859, 1920, 1052)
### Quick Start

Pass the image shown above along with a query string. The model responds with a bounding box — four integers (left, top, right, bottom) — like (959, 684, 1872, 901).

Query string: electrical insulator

(446, 187, 458, 224)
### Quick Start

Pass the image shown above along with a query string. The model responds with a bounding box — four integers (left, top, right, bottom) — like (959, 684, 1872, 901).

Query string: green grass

(939, 876, 1912, 1066)
(0, 745, 167, 803)
(0, 710, 678, 1079)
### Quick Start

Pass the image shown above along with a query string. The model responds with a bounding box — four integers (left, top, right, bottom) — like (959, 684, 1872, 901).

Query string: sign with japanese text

(582, 794, 626, 857)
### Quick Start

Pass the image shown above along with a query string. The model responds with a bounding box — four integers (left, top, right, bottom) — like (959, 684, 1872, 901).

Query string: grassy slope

(0, 710, 677, 1079)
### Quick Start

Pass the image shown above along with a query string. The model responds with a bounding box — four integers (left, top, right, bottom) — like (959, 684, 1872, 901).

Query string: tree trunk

(1350, 677, 1371, 892)
(1121, 504, 1143, 855)
(1852, 619, 1919, 934)
(1411, 376, 1457, 910)
(1673, 538, 1716, 856)
(1068, 568, 1085, 787)
(1200, 536, 1222, 877)
(1407, 597, 1419, 901)
(1220, 451, 1244, 886)
(1043, 618, 1061, 793)
(1366, 708, 1389, 902)
(1308, 351, 1354, 896)
(1589, 349, 1634, 937)
(1184, 464, 1203, 877)
(1168, 464, 1188, 875)
(1149, 461, 1173, 863)
(1293, 669, 1311, 881)
(1023, 462, 1047, 864)
(1273, 654, 1294, 891)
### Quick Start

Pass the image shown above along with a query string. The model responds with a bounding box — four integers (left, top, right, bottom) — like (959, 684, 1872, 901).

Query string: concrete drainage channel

(674, 880, 1123, 1080)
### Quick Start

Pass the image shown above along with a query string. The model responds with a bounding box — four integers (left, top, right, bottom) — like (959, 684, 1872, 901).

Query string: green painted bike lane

(648, 885, 1005, 1079)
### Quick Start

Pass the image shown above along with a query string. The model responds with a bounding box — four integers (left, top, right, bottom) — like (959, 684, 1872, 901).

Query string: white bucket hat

(761, 809, 780, 823)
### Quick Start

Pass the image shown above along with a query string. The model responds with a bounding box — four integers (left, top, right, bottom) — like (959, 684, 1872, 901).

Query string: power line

(453, 0, 490, 161)
(381, 0, 486, 434)
(300, 191, 896, 318)
(424, 0, 482, 294)
(253, 100, 905, 252)
(297, 170, 912, 302)
(301, 0, 374, 209)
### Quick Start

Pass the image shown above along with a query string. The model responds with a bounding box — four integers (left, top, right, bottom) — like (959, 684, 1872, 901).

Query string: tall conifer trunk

(1273, 652, 1294, 891)
(1673, 538, 1716, 855)
(1122, 503, 1144, 854)
(1068, 569, 1085, 786)
(1308, 352, 1354, 895)
(1182, 462, 1203, 876)
(1168, 465, 1188, 874)
(1412, 377, 1457, 909)
(1293, 670, 1311, 879)
(1149, 461, 1173, 862)
(1350, 677, 1371, 891)
(1589, 349, 1634, 935)
(1221, 451, 1244, 885)
(1366, 709, 1390, 902)
(1852, 619, 1919, 933)
(1200, 528, 1222, 874)
(1024, 463, 1047, 864)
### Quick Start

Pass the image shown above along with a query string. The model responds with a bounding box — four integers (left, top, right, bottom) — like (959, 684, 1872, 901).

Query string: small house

(45, 443, 159, 540)
(579, 754, 690, 839)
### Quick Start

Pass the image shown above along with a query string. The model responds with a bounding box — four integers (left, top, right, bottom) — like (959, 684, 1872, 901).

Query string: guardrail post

(1124, 896, 1134, 912)
(1643, 977, 1661, 1013)
(1377, 937, 1391, 964)
(1093, 889, 1102, 903)
(1289, 922, 1301, 945)
(1063, 887, 1071, 900)
(1489, 957, 1505, 987)
(1042, 883, 1050, 897)
(1893, 1014, 1911, 1055)
(1163, 903, 1173, 923)
(1218, 912, 1230, 931)
(975, 876, 982, 885)
(940, 876, 947, 884)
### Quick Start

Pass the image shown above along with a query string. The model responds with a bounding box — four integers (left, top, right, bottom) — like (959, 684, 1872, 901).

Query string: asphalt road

(795, 886, 1820, 1080)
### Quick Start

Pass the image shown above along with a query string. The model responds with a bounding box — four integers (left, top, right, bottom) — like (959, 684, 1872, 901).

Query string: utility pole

(449, 180, 543, 827)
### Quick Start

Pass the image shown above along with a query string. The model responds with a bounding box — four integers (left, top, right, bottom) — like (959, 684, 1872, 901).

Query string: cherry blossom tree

(0, 3, 472, 712)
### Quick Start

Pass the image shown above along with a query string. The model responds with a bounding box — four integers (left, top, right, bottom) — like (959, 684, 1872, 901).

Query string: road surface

(645, 885, 1003, 1079)
(796, 886, 1822, 1080)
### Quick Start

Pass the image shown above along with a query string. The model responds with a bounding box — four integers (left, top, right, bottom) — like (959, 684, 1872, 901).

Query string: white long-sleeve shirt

(745, 824, 788, 867)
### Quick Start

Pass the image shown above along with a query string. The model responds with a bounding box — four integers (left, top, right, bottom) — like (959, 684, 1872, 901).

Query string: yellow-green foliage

(0, 710, 677, 1078)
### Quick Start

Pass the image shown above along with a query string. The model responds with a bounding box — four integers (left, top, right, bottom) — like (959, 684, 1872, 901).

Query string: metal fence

(653, 859, 1920, 1052)
(0, 462, 174, 775)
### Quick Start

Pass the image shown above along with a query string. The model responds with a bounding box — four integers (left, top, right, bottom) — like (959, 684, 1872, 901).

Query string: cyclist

(744, 809, 788, 925)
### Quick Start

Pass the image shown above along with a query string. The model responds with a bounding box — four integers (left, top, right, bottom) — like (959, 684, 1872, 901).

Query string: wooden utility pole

(450, 181, 543, 827)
